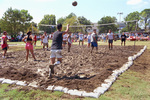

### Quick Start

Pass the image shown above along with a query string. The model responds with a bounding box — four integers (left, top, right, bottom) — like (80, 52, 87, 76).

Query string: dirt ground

(0, 45, 143, 92)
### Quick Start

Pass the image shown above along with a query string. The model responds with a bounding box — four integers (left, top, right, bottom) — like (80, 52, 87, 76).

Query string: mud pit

(0, 45, 143, 92)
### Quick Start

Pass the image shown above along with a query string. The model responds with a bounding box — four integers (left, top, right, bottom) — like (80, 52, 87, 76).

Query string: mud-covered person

(107, 29, 115, 50)
(91, 29, 98, 53)
(79, 32, 84, 46)
(49, 24, 69, 77)
(67, 32, 72, 52)
(42, 32, 49, 51)
(1, 31, 9, 59)
(62, 33, 68, 48)
(121, 32, 127, 46)
(22, 31, 36, 61)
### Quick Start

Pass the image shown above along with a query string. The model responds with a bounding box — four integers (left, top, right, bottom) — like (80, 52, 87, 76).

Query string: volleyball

(72, 1, 77, 6)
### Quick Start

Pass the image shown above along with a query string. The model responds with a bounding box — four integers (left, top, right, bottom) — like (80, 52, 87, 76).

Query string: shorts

(43, 43, 48, 46)
(62, 41, 67, 44)
(79, 40, 83, 42)
(121, 39, 126, 42)
(109, 40, 113, 43)
(88, 39, 91, 43)
(91, 42, 97, 47)
(2, 47, 8, 50)
(25, 43, 33, 50)
(50, 50, 62, 58)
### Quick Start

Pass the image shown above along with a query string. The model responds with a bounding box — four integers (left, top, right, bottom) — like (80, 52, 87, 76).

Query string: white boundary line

(0, 45, 147, 98)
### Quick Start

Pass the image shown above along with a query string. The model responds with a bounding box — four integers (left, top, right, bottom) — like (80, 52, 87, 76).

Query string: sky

(0, 0, 150, 24)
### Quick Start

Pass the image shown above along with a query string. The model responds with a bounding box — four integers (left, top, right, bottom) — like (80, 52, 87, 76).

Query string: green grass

(0, 40, 150, 100)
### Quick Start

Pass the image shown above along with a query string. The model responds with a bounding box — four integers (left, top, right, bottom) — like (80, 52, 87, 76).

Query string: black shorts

(121, 39, 126, 42)
(2, 47, 8, 50)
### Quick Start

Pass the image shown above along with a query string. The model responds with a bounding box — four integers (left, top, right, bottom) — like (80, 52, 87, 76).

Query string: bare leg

(121, 41, 122, 46)
(124, 41, 126, 46)
(30, 49, 36, 60)
(57, 58, 62, 63)
(26, 49, 29, 61)
(47, 44, 49, 50)
(50, 58, 56, 64)
(108, 43, 110, 49)
(91, 47, 94, 53)
(50, 58, 56, 75)
(111, 43, 113, 49)
(82, 41, 84, 46)
(3, 50, 7, 57)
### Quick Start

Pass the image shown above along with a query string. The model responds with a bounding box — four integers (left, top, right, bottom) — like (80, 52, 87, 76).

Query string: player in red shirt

(1, 31, 9, 58)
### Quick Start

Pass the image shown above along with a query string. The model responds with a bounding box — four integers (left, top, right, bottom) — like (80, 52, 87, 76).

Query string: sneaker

(2, 56, 5, 59)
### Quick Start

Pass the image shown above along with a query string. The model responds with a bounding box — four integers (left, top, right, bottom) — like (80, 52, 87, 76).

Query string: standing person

(87, 33, 91, 48)
(1, 31, 9, 58)
(40, 34, 43, 45)
(91, 29, 98, 53)
(49, 24, 69, 77)
(121, 32, 127, 46)
(34, 34, 37, 46)
(79, 32, 84, 46)
(67, 33, 72, 52)
(62, 33, 68, 48)
(107, 29, 115, 50)
(42, 32, 49, 50)
(22, 31, 36, 61)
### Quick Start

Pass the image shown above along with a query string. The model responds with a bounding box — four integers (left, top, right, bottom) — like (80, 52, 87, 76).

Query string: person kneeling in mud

(49, 24, 69, 78)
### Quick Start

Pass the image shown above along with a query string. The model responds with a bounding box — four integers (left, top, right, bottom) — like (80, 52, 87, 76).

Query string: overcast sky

(0, 0, 150, 24)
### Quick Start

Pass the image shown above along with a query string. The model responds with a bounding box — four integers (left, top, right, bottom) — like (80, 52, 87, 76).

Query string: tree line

(0, 7, 150, 37)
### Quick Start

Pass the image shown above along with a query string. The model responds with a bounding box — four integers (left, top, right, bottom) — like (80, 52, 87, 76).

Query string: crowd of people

(1, 24, 128, 78)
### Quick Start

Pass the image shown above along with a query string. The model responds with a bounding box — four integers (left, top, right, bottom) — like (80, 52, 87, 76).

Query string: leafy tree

(57, 17, 65, 24)
(140, 9, 150, 30)
(98, 16, 118, 33)
(19, 9, 33, 35)
(78, 16, 91, 25)
(38, 14, 56, 33)
(0, 7, 33, 37)
(123, 11, 140, 32)
(62, 16, 85, 33)
(66, 13, 76, 19)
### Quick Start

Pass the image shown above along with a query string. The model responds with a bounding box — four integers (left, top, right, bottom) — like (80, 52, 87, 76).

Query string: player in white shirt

(42, 32, 49, 50)
(87, 33, 91, 48)
(62, 34, 68, 48)
(79, 32, 84, 46)
(107, 29, 115, 50)
(91, 29, 98, 53)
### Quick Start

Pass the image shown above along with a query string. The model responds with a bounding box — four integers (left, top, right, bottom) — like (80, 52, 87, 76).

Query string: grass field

(0, 40, 150, 100)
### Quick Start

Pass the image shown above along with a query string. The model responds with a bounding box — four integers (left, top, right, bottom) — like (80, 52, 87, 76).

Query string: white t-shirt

(107, 32, 114, 40)
(63, 34, 68, 41)
(79, 34, 84, 40)
(91, 33, 95, 42)
(87, 35, 91, 40)
(43, 35, 48, 43)
(68, 35, 72, 44)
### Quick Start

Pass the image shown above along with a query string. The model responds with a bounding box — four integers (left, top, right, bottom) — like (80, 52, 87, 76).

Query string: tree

(62, 16, 85, 33)
(66, 13, 76, 19)
(57, 17, 65, 24)
(0, 7, 33, 37)
(140, 9, 150, 30)
(98, 16, 118, 33)
(19, 9, 33, 35)
(123, 11, 140, 32)
(78, 16, 91, 25)
(38, 14, 56, 33)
